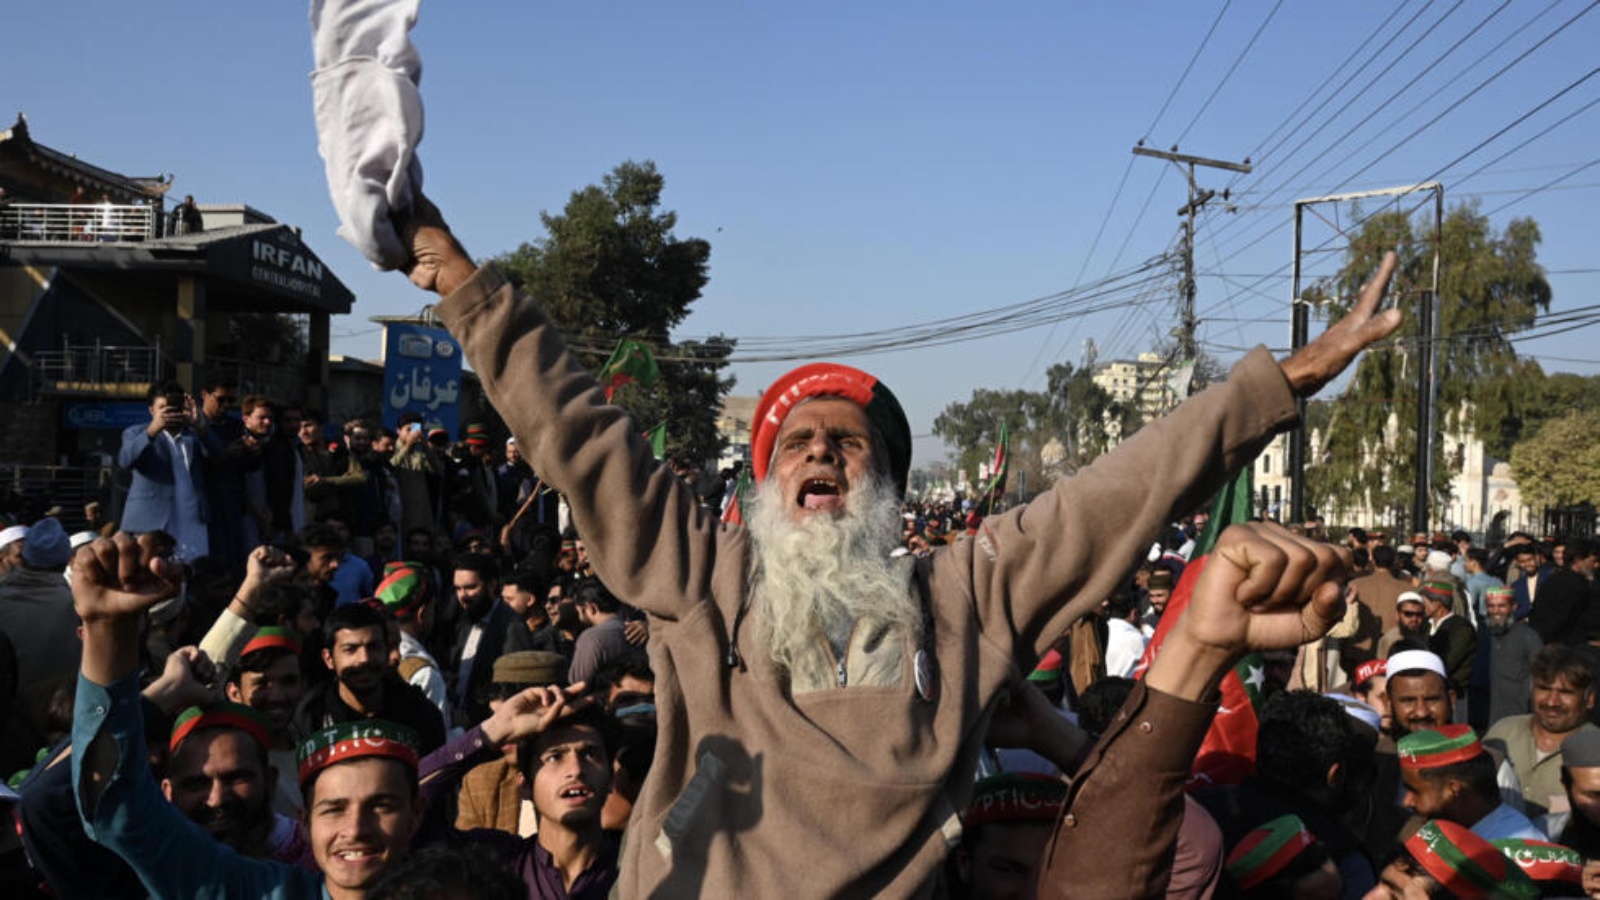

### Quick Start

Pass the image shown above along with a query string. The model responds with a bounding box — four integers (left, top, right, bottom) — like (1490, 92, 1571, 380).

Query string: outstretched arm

(1040, 524, 1351, 899)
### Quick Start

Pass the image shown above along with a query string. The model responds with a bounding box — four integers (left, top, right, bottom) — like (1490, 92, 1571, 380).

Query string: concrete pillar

(176, 275, 206, 390)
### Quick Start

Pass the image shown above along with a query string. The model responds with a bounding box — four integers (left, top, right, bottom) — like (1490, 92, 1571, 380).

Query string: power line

(1174, 0, 1285, 144)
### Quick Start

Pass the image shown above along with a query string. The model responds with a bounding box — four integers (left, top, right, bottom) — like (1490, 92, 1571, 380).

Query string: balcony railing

(30, 340, 170, 400)
(0, 202, 158, 242)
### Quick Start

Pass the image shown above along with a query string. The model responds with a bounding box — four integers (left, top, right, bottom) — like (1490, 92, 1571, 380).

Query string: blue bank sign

(381, 323, 462, 436)
(62, 401, 150, 431)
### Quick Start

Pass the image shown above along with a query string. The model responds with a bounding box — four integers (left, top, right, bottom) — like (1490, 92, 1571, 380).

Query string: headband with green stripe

(1492, 838, 1583, 889)
(1397, 725, 1483, 771)
(241, 625, 303, 658)
(1225, 814, 1316, 891)
(296, 720, 419, 788)
(1406, 819, 1537, 900)
(171, 703, 272, 754)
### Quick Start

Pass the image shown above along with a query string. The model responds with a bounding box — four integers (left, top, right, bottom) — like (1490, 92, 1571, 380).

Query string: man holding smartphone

(117, 380, 210, 561)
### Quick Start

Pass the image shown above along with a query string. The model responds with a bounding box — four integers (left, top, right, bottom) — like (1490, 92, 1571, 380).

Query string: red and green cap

(1405, 819, 1538, 900)
(171, 703, 271, 754)
(1419, 581, 1455, 606)
(241, 625, 303, 659)
(1491, 838, 1583, 889)
(1225, 814, 1316, 891)
(750, 363, 912, 496)
(463, 422, 489, 446)
(962, 773, 1067, 829)
(375, 563, 429, 619)
(1486, 586, 1514, 601)
(296, 719, 419, 788)
(1398, 725, 1484, 770)
(1026, 648, 1064, 684)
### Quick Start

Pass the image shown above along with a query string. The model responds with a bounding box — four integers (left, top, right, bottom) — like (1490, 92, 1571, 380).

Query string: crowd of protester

(3, 382, 1599, 898)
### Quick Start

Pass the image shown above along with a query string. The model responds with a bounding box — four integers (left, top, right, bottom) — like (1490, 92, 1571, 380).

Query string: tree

(1510, 408, 1600, 510)
(493, 161, 731, 464)
(1304, 203, 1551, 528)
(931, 361, 1123, 500)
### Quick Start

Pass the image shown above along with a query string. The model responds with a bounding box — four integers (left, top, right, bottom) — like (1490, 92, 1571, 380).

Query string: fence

(0, 464, 114, 532)
(0, 202, 157, 242)
(29, 340, 168, 401)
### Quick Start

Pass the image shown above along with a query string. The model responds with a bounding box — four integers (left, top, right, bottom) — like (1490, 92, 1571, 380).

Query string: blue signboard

(381, 323, 463, 437)
(62, 401, 151, 431)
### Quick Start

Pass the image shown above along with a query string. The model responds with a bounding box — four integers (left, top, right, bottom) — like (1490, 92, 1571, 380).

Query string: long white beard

(747, 469, 920, 688)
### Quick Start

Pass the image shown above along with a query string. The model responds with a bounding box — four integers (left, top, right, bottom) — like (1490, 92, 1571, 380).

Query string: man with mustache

(294, 602, 447, 754)
(391, 194, 1397, 896)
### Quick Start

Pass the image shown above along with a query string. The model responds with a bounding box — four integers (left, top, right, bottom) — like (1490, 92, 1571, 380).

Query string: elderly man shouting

(381, 194, 1400, 896)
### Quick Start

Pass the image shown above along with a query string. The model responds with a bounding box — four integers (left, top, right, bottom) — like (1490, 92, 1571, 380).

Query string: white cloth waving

(310, 0, 425, 269)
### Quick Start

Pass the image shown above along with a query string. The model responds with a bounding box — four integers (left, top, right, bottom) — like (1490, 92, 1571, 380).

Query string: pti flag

(978, 420, 1010, 517)
(722, 465, 753, 526)
(644, 422, 668, 459)
(1134, 465, 1262, 787)
(598, 339, 661, 402)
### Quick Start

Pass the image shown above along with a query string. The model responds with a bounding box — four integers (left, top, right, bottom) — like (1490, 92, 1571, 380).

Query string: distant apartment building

(1091, 352, 1178, 422)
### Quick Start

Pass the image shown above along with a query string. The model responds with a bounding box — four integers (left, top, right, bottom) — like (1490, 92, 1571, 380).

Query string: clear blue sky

(6, 2, 1598, 466)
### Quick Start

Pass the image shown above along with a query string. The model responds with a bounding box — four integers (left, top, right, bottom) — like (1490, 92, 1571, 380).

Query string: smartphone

(408, 423, 423, 435)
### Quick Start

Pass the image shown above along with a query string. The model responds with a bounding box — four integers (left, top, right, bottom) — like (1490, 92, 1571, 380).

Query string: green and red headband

(1398, 725, 1483, 770)
(1406, 819, 1538, 900)
(1492, 839, 1583, 889)
(962, 773, 1066, 829)
(171, 703, 271, 754)
(1225, 814, 1316, 891)
(296, 720, 419, 788)
(750, 362, 912, 497)
(1420, 581, 1454, 605)
(241, 625, 303, 659)
(375, 562, 429, 619)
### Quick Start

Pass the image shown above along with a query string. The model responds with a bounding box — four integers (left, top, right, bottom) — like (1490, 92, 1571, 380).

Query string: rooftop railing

(29, 339, 169, 400)
(0, 202, 157, 242)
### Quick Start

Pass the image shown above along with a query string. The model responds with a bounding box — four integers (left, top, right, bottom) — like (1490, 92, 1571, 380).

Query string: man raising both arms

(385, 189, 1398, 896)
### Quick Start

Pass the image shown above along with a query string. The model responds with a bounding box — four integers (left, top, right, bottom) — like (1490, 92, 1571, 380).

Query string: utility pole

(1132, 145, 1251, 391)
(1288, 182, 1441, 530)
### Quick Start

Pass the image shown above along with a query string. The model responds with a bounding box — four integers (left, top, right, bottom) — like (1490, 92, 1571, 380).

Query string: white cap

(1387, 649, 1447, 681)
(1397, 591, 1424, 606)
(1329, 694, 1383, 733)
(69, 530, 99, 550)
(0, 525, 26, 549)
(1426, 550, 1453, 573)
(506, 436, 517, 445)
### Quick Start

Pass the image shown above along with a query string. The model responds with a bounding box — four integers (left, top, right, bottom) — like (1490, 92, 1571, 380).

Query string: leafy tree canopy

(1510, 408, 1600, 510)
(493, 161, 732, 465)
(1305, 202, 1550, 528)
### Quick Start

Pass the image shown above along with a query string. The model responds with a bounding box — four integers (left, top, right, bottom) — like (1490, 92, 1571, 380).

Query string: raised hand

(394, 193, 475, 297)
(1148, 523, 1349, 702)
(480, 682, 592, 746)
(73, 532, 184, 625)
(1279, 250, 1401, 397)
(143, 646, 222, 714)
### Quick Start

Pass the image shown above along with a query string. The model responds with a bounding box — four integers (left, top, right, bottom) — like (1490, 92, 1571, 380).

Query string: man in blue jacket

(117, 381, 210, 561)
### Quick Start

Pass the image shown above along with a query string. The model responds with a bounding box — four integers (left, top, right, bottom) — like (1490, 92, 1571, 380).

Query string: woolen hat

(962, 773, 1067, 828)
(1386, 649, 1446, 681)
(1398, 725, 1483, 770)
(463, 422, 489, 446)
(492, 651, 569, 687)
(297, 719, 419, 788)
(1225, 814, 1316, 891)
(1405, 819, 1538, 900)
(750, 362, 912, 496)
(171, 703, 272, 754)
(21, 518, 70, 569)
(1561, 729, 1600, 768)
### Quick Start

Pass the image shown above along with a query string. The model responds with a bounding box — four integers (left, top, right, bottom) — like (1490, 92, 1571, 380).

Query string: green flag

(978, 420, 1010, 517)
(598, 339, 661, 402)
(645, 422, 667, 459)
